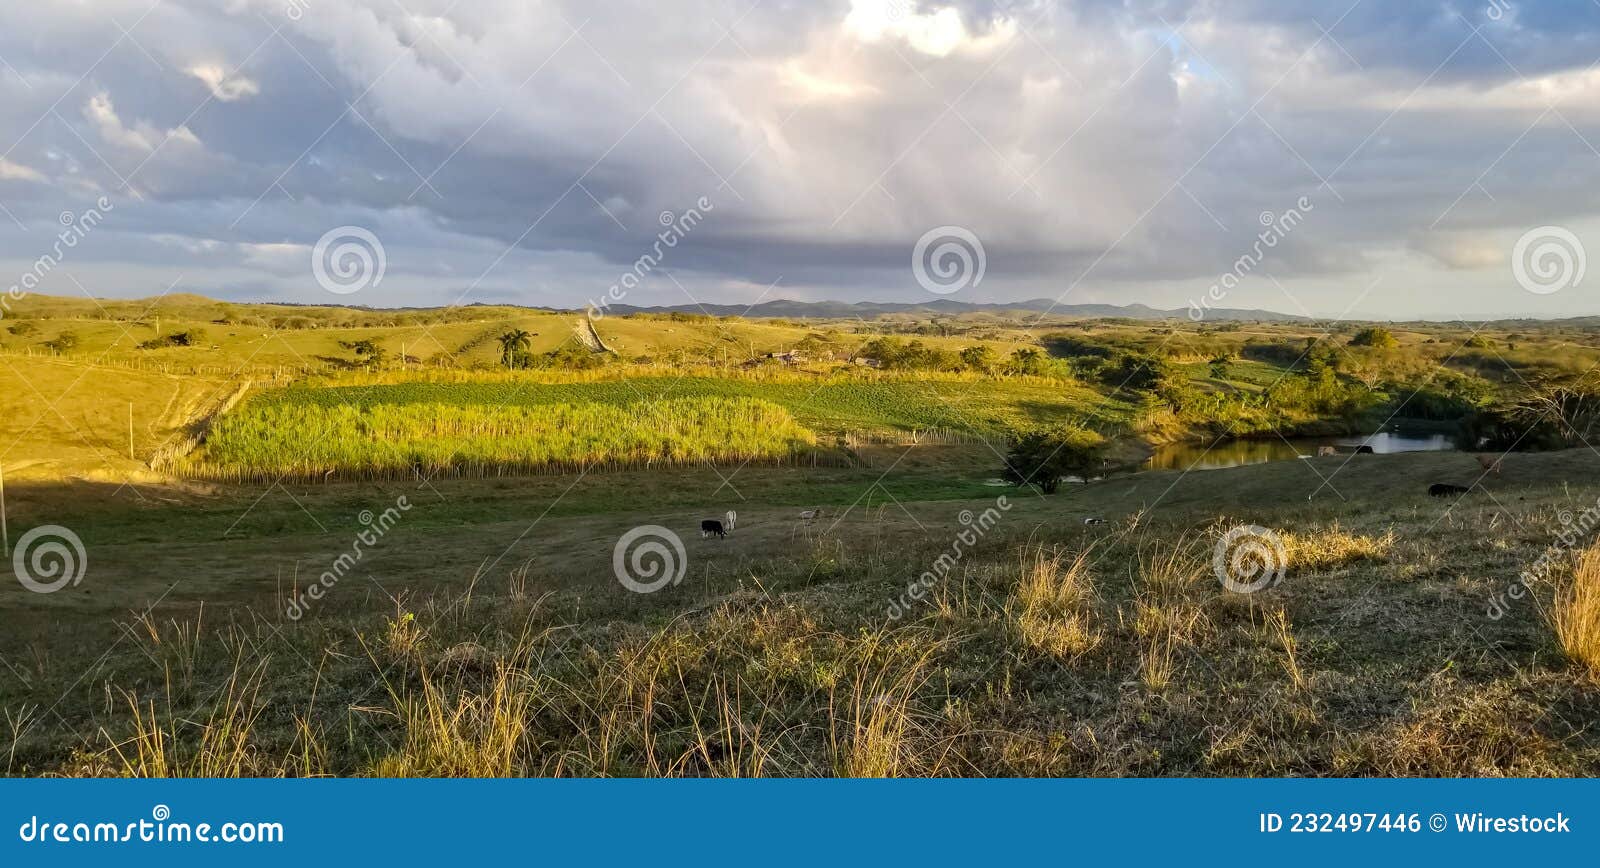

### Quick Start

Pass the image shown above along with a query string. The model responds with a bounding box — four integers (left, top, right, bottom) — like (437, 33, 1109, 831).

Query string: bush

(958, 345, 997, 373)
(139, 329, 209, 350)
(1003, 424, 1106, 494)
(42, 331, 79, 353)
(1096, 351, 1172, 391)
(857, 337, 960, 372)
(1349, 327, 1399, 349)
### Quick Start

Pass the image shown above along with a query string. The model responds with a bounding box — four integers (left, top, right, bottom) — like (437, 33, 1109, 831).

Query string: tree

(1005, 347, 1053, 377)
(42, 331, 78, 353)
(1208, 354, 1233, 380)
(959, 345, 997, 373)
(498, 329, 533, 368)
(1348, 327, 1399, 349)
(1097, 350, 1171, 391)
(351, 339, 387, 367)
(1003, 425, 1106, 494)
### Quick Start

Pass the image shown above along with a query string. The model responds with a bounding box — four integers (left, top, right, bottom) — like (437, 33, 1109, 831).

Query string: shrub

(1002, 424, 1105, 494)
(140, 329, 208, 350)
(958, 345, 996, 373)
(857, 337, 960, 372)
(1348, 327, 1399, 349)
(42, 331, 79, 353)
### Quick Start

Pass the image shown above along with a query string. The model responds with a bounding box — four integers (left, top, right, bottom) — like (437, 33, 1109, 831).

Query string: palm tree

(498, 329, 532, 368)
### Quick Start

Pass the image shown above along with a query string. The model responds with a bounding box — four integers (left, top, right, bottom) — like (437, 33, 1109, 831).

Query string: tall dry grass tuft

(105, 656, 271, 777)
(1264, 607, 1305, 691)
(1552, 540, 1600, 679)
(828, 630, 947, 778)
(123, 608, 206, 693)
(1279, 524, 1394, 572)
(1131, 538, 1210, 691)
(1012, 547, 1101, 658)
(370, 658, 534, 777)
(675, 676, 777, 778)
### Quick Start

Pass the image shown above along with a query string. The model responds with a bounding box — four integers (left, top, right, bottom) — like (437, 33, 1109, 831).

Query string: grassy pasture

(0, 355, 229, 480)
(7, 293, 1600, 777)
(4, 449, 1600, 776)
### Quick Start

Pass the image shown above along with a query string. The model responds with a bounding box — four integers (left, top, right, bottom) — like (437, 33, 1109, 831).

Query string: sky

(2, 0, 1600, 320)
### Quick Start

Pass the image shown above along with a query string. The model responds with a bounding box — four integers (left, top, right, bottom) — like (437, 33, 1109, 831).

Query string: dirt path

(573, 317, 613, 354)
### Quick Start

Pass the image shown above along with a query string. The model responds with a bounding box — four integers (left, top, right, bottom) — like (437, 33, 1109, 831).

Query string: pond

(1144, 429, 1458, 472)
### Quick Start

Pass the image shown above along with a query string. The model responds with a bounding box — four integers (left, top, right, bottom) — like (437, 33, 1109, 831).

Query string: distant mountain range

(593, 298, 1307, 322)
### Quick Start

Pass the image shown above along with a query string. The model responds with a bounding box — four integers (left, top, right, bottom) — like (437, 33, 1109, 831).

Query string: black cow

(700, 519, 726, 538)
(1429, 483, 1471, 497)
(1355, 445, 1375, 454)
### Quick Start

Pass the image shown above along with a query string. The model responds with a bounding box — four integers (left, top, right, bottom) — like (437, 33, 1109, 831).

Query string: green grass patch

(248, 374, 1121, 437)
(195, 396, 817, 480)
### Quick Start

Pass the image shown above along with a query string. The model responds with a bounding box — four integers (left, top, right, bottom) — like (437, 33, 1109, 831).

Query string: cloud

(0, 158, 44, 182)
(842, 0, 1015, 57)
(1410, 233, 1507, 271)
(187, 65, 261, 101)
(83, 92, 155, 151)
(0, 0, 1597, 318)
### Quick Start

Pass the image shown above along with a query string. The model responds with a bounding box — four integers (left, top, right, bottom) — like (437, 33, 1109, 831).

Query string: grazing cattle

(702, 510, 738, 538)
(1429, 483, 1471, 497)
(798, 509, 821, 521)
(1316, 446, 1338, 457)
(1355, 445, 1375, 454)
(1474, 454, 1503, 476)
(1082, 517, 1106, 526)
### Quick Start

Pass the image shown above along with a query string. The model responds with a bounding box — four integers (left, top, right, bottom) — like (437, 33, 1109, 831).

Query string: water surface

(1145, 430, 1456, 472)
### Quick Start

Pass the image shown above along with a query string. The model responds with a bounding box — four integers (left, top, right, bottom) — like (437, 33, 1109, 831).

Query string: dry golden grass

(1280, 524, 1394, 572)
(1552, 541, 1600, 679)
(1263, 607, 1305, 691)
(1012, 547, 1101, 658)
(1334, 679, 1571, 777)
(370, 660, 533, 778)
(828, 631, 948, 777)
(21, 484, 1600, 779)
(103, 657, 271, 778)
(1130, 539, 1210, 691)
